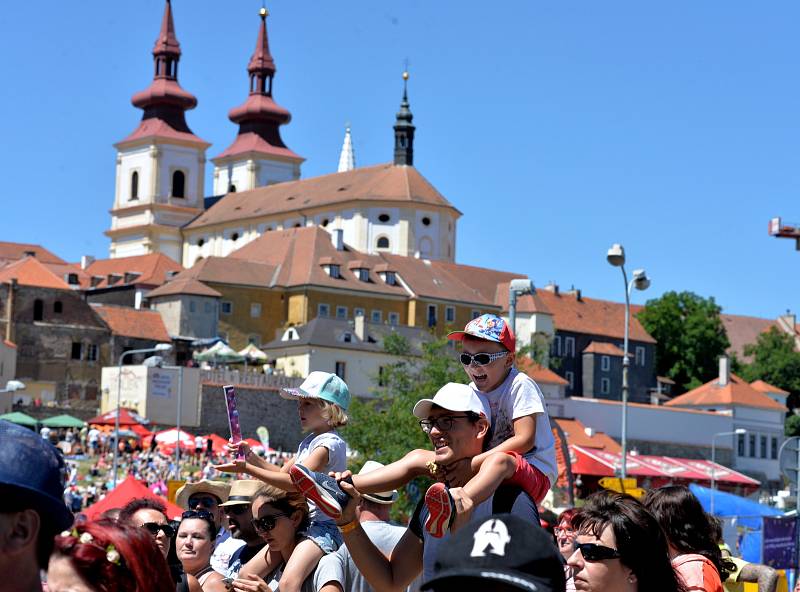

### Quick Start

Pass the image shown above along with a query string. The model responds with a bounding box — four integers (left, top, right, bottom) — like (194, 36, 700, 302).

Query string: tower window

(378, 213, 391, 223)
(421, 216, 431, 226)
(33, 299, 44, 321)
(130, 171, 139, 200)
(376, 236, 390, 249)
(171, 170, 186, 198)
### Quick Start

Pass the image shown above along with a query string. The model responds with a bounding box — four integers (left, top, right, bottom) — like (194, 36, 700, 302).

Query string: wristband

(337, 519, 359, 534)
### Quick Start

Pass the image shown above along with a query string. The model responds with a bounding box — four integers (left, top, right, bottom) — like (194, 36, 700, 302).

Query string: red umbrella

(87, 408, 149, 427)
(204, 434, 229, 455)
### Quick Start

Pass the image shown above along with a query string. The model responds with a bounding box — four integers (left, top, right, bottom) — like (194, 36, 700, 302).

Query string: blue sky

(1, 1, 798, 319)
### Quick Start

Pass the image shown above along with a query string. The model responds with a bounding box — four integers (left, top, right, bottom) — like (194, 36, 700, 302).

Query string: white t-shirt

(211, 527, 244, 574)
(472, 367, 557, 486)
(296, 431, 347, 524)
(88, 428, 100, 443)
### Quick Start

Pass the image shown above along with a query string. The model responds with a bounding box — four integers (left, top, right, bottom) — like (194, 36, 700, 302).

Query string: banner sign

(762, 516, 797, 569)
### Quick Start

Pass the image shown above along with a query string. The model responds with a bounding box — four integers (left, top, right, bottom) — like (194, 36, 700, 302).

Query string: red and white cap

(412, 383, 490, 422)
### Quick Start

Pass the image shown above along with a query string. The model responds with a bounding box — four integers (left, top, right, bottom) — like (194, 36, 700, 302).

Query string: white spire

(337, 125, 355, 172)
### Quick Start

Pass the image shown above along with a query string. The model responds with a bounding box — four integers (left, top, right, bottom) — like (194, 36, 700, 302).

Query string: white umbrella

(154, 428, 195, 448)
(238, 343, 269, 363)
(193, 341, 245, 363)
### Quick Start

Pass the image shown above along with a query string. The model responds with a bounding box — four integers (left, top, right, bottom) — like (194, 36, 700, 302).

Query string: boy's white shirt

(471, 367, 558, 486)
(296, 430, 347, 523)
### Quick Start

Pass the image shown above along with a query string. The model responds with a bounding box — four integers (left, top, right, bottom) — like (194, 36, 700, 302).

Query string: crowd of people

(0, 314, 788, 592)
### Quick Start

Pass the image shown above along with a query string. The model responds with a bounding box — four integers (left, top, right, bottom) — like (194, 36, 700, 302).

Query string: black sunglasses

(224, 504, 250, 516)
(419, 415, 472, 433)
(251, 512, 288, 532)
(141, 522, 176, 538)
(187, 496, 218, 510)
(182, 509, 214, 521)
(459, 351, 509, 366)
(576, 542, 622, 561)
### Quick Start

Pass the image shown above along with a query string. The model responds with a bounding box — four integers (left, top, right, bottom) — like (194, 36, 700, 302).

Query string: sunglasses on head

(419, 415, 472, 434)
(459, 351, 508, 366)
(141, 522, 176, 538)
(182, 509, 215, 521)
(576, 542, 621, 561)
(251, 512, 289, 532)
(224, 504, 250, 516)
(187, 496, 218, 510)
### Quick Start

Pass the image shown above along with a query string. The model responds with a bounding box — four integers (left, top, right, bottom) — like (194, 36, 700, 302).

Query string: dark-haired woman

(567, 491, 686, 592)
(644, 485, 732, 592)
(48, 518, 174, 592)
(176, 511, 227, 592)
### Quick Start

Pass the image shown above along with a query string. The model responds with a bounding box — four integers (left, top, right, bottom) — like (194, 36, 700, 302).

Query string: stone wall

(199, 381, 305, 451)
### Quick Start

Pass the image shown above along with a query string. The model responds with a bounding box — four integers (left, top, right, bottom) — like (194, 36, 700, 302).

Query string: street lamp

(607, 244, 651, 479)
(711, 428, 747, 514)
(508, 278, 535, 341)
(111, 343, 172, 487)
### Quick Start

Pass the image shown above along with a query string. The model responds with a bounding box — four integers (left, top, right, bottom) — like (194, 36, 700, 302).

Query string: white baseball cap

(358, 461, 399, 504)
(412, 383, 490, 422)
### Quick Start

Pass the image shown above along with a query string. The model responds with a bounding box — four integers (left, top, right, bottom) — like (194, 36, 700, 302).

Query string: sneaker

(424, 482, 455, 538)
(289, 464, 350, 519)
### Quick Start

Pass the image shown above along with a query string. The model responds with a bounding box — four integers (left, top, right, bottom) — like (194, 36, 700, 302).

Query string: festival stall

(83, 475, 184, 520)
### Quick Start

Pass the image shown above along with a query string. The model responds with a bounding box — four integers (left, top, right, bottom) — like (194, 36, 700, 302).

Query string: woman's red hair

(52, 518, 173, 592)
(557, 507, 579, 526)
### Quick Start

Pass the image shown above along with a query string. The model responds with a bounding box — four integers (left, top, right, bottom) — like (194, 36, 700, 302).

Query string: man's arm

(738, 563, 779, 592)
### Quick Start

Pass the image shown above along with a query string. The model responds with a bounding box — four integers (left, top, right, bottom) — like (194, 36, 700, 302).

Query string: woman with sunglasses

(567, 491, 687, 592)
(233, 486, 314, 592)
(644, 486, 733, 592)
(555, 508, 579, 592)
(176, 510, 227, 592)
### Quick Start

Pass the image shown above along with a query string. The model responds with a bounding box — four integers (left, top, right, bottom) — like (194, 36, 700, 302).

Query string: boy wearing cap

(292, 314, 556, 539)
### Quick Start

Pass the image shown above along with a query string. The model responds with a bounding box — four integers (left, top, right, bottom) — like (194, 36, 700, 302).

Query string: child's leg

(277, 538, 324, 592)
(352, 448, 434, 494)
(460, 451, 517, 506)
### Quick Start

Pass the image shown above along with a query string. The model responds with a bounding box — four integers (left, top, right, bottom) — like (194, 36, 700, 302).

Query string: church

(106, 1, 459, 268)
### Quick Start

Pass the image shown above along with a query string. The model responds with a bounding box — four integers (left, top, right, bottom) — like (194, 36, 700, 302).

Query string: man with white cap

(315, 461, 421, 592)
(330, 383, 540, 589)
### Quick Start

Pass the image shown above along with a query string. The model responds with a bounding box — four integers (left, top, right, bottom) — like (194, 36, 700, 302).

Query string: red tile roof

(517, 358, 569, 385)
(664, 374, 787, 412)
(0, 257, 72, 290)
(554, 418, 621, 453)
(583, 341, 625, 356)
(0, 241, 66, 265)
(720, 313, 778, 360)
(92, 305, 171, 342)
(147, 277, 222, 299)
(185, 164, 460, 230)
(83, 254, 182, 289)
(749, 379, 789, 397)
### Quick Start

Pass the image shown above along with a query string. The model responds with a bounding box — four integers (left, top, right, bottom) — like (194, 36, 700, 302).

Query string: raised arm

(739, 563, 779, 592)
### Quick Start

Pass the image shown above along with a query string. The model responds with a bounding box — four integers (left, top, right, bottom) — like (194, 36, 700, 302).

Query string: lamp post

(112, 343, 172, 488)
(508, 279, 535, 342)
(711, 428, 747, 514)
(607, 244, 650, 479)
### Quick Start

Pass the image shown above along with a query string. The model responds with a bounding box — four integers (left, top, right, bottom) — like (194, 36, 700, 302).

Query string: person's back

(673, 553, 723, 592)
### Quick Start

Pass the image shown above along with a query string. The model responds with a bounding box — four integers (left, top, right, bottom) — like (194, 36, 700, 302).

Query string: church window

(197, 239, 205, 247)
(231, 233, 239, 242)
(229, 185, 237, 193)
(172, 170, 186, 198)
(421, 216, 431, 226)
(378, 213, 391, 223)
(33, 299, 44, 321)
(419, 237, 433, 257)
(130, 171, 139, 200)
(321, 218, 329, 227)
(376, 236, 390, 249)
(53, 301, 63, 314)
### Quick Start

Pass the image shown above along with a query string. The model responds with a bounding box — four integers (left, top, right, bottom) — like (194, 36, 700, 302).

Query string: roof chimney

(332, 229, 344, 251)
(719, 355, 730, 387)
(81, 255, 95, 270)
(354, 311, 365, 341)
(584, 426, 595, 438)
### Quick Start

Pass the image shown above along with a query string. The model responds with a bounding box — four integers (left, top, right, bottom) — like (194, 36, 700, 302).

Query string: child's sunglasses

(459, 351, 509, 366)
(576, 542, 621, 561)
(251, 512, 289, 532)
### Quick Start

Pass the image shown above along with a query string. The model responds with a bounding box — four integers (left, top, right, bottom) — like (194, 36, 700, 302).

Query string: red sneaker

(424, 482, 454, 538)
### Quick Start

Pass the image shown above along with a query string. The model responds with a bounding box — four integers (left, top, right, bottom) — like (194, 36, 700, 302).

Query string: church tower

(212, 8, 304, 194)
(393, 71, 415, 166)
(106, 0, 210, 262)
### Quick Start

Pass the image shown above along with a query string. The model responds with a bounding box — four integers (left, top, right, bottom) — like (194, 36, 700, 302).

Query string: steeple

(338, 125, 355, 172)
(119, 0, 206, 145)
(214, 7, 303, 165)
(393, 70, 415, 166)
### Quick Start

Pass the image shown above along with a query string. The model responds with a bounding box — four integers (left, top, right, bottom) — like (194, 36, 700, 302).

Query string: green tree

(637, 291, 729, 390)
(343, 332, 468, 519)
(738, 327, 800, 413)
(785, 415, 800, 437)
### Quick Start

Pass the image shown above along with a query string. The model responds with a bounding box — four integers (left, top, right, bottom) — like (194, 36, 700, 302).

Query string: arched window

(376, 236, 390, 249)
(172, 170, 185, 198)
(228, 185, 236, 193)
(419, 236, 433, 257)
(33, 299, 44, 321)
(130, 171, 139, 200)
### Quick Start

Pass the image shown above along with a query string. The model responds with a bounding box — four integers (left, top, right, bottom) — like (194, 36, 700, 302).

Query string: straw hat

(219, 480, 266, 507)
(175, 480, 230, 509)
(359, 461, 398, 505)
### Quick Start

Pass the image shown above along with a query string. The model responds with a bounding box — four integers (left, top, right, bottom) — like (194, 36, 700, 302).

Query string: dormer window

(383, 271, 397, 286)
(357, 268, 369, 282)
(66, 273, 79, 285)
(107, 273, 123, 285)
(329, 264, 341, 279)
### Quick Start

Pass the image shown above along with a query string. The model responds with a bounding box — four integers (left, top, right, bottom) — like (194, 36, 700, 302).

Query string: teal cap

(280, 371, 351, 411)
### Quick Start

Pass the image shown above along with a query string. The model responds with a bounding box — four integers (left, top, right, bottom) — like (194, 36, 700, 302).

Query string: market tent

(41, 414, 86, 429)
(87, 408, 150, 427)
(83, 475, 184, 520)
(193, 341, 245, 364)
(238, 343, 268, 363)
(130, 423, 152, 438)
(0, 411, 38, 427)
(204, 433, 230, 455)
(144, 428, 195, 453)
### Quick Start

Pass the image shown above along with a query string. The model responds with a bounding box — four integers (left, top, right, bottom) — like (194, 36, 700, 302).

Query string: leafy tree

(637, 291, 729, 390)
(738, 327, 800, 413)
(785, 415, 800, 438)
(343, 332, 468, 519)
